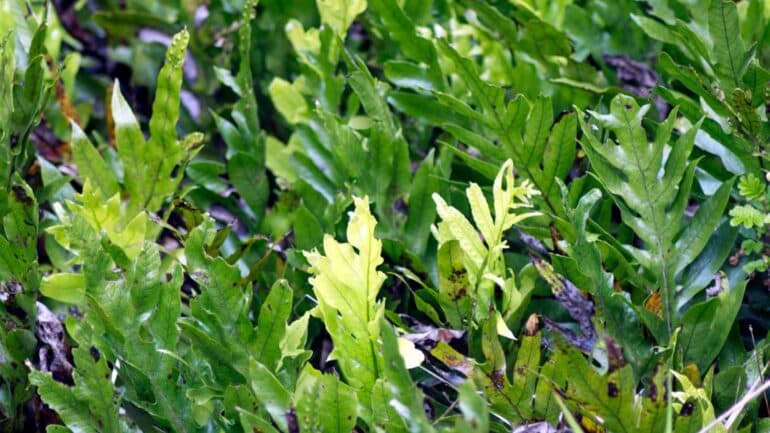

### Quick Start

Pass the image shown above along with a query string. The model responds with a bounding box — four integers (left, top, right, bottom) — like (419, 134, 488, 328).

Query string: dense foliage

(1, 0, 770, 432)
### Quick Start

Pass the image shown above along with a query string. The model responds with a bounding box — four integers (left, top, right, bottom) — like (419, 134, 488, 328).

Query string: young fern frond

(304, 196, 386, 424)
(432, 159, 539, 323)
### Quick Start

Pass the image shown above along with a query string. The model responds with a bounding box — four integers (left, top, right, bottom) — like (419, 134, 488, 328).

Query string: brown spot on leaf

(489, 369, 505, 389)
(605, 336, 626, 373)
(11, 185, 34, 205)
(649, 381, 658, 402)
(47, 54, 81, 126)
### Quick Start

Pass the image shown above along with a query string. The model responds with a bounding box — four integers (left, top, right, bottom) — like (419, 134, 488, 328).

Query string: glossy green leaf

(368, 0, 442, 88)
(294, 204, 325, 250)
(577, 94, 728, 333)
(40, 272, 85, 304)
(143, 29, 190, 211)
(671, 178, 735, 275)
(111, 80, 145, 208)
(239, 409, 280, 433)
(348, 68, 395, 131)
(678, 280, 747, 372)
(403, 153, 439, 256)
(248, 358, 292, 432)
(70, 122, 119, 198)
(253, 280, 293, 372)
(708, 0, 747, 89)
(228, 152, 269, 222)
(455, 380, 489, 432)
(99, 30, 199, 216)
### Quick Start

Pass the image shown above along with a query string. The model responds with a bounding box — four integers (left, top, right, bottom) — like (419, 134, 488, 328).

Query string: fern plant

(261, 15, 447, 263)
(71, 29, 203, 217)
(634, 0, 770, 175)
(730, 173, 770, 273)
(303, 196, 386, 425)
(432, 159, 539, 325)
(0, 16, 52, 432)
(577, 94, 734, 337)
(6, 0, 770, 432)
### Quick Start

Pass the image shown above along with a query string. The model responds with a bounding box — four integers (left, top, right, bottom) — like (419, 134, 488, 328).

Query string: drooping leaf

(455, 380, 490, 433)
(430, 329, 542, 423)
(380, 320, 434, 432)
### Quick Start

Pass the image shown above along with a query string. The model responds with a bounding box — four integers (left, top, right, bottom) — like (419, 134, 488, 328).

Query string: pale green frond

(316, 0, 367, 36)
(729, 204, 767, 229)
(303, 196, 386, 421)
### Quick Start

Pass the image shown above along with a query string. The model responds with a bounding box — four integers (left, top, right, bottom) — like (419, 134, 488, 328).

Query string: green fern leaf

(729, 204, 768, 229)
(432, 159, 539, 322)
(737, 173, 766, 200)
(30, 347, 122, 433)
(112, 29, 201, 214)
(304, 196, 386, 421)
(578, 94, 734, 331)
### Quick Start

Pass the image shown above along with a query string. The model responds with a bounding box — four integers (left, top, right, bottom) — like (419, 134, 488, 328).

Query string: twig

(748, 325, 770, 415)
(695, 378, 770, 433)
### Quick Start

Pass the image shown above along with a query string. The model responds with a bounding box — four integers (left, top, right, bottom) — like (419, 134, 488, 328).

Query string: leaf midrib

(619, 107, 672, 333)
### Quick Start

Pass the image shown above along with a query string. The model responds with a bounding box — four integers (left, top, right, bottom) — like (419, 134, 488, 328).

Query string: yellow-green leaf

(316, 0, 367, 36)
(268, 78, 309, 124)
(40, 272, 85, 304)
(304, 196, 386, 419)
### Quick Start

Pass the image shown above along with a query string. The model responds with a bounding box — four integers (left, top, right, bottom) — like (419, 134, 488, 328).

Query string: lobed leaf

(304, 196, 386, 419)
